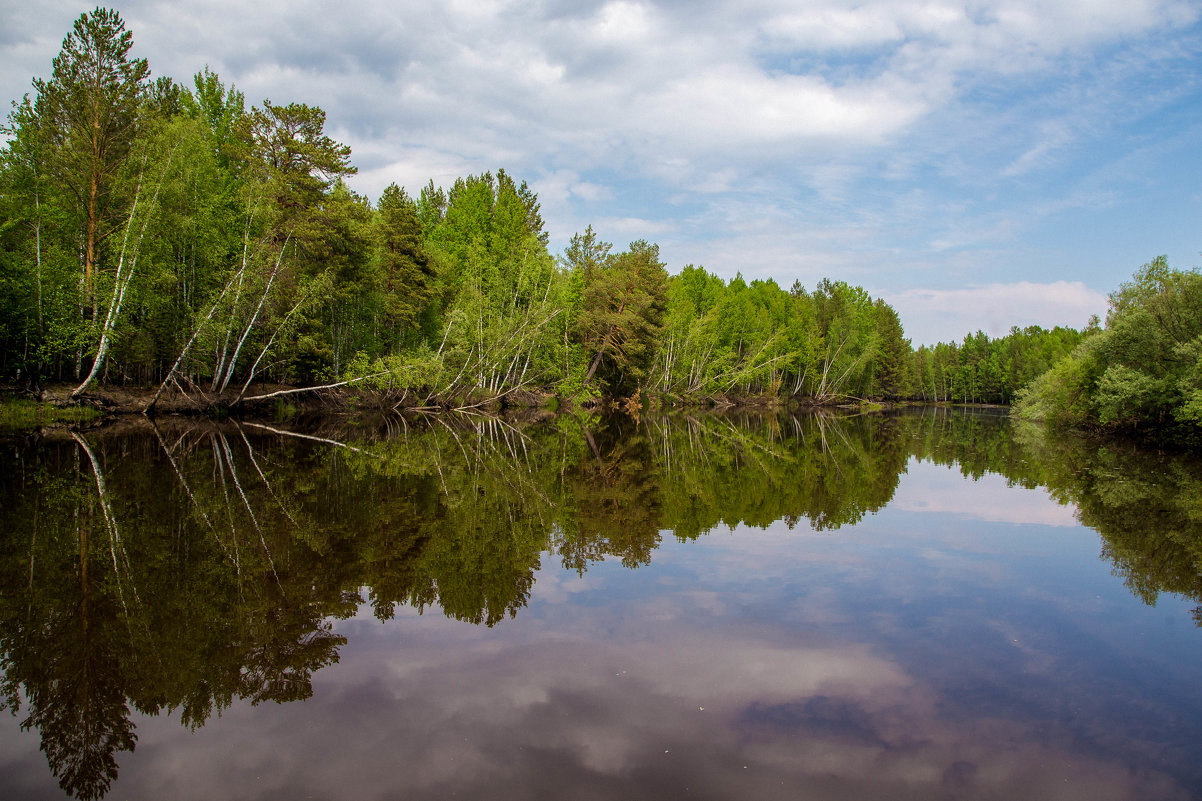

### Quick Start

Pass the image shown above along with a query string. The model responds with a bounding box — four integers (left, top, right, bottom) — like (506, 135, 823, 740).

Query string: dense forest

(0, 8, 1085, 410)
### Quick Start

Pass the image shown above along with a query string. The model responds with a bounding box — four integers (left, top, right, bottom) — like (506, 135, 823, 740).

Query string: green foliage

(247, 100, 356, 236)
(1013, 343, 1096, 427)
(180, 66, 246, 168)
(374, 182, 434, 349)
(1176, 337, 1202, 427)
(30, 8, 150, 306)
(1094, 365, 1167, 425)
(572, 238, 669, 396)
(912, 325, 1085, 405)
(1016, 257, 1202, 444)
(650, 267, 906, 402)
(871, 299, 909, 398)
(0, 8, 153, 384)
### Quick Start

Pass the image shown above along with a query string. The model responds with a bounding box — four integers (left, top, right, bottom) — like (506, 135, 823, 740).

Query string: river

(1, 408, 1199, 800)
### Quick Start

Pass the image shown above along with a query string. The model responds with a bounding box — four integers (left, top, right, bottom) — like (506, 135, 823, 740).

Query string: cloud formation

(891, 460, 1080, 525)
(105, 572, 1192, 800)
(888, 280, 1107, 345)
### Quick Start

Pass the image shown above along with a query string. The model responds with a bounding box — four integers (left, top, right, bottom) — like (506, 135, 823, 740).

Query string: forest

(0, 9, 1076, 408)
(2, 9, 1200, 444)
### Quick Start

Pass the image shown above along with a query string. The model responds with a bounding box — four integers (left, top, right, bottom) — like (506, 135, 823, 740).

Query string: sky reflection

(2, 414, 1200, 800)
(56, 476, 1201, 800)
(892, 459, 1080, 527)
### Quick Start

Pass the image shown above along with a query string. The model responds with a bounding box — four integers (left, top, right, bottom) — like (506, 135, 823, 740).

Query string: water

(1, 409, 1200, 800)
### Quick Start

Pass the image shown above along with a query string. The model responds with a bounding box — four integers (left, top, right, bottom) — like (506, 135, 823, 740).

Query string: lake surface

(1, 408, 1200, 800)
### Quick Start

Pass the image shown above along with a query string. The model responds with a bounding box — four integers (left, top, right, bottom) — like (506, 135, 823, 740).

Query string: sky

(4, 0, 1202, 344)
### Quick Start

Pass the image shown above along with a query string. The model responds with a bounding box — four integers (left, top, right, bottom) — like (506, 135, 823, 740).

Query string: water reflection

(0, 408, 1199, 799)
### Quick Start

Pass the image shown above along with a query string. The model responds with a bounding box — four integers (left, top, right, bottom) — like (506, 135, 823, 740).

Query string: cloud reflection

(114, 605, 1191, 801)
(893, 459, 1080, 527)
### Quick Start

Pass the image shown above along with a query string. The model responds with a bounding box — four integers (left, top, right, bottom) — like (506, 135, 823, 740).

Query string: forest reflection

(0, 408, 1200, 799)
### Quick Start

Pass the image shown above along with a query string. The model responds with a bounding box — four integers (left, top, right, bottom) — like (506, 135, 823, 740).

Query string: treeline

(907, 324, 1085, 405)
(1, 8, 1089, 411)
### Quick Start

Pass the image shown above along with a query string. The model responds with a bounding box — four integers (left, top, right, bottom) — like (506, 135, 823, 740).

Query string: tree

(871, 299, 909, 399)
(1016, 257, 1202, 442)
(808, 279, 879, 400)
(563, 225, 612, 276)
(30, 8, 149, 314)
(375, 183, 434, 348)
(247, 100, 356, 251)
(573, 239, 669, 395)
(181, 66, 246, 168)
(175, 100, 357, 396)
(70, 110, 183, 397)
(0, 96, 62, 382)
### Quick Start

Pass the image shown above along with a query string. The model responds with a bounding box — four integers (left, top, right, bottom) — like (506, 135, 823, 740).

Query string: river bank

(0, 381, 934, 433)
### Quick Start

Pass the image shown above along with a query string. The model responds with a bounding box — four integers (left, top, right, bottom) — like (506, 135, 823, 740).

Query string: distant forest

(2, 10, 1200, 441)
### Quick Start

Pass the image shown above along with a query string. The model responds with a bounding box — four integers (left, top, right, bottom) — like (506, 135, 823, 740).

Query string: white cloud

(1001, 120, 1076, 177)
(117, 585, 1193, 800)
(591, 0, 657, 44)
(645, 65, 928, 150)
(888, 280, 1108, 345)
(532, 169, 614, 205)
(596, 215, 677, 237)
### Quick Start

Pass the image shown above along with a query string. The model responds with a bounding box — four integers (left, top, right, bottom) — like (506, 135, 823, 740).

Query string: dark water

(1, 409, 1200, 801)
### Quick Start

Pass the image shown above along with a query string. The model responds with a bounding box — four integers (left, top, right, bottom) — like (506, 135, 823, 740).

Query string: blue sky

(4, 0, 1202, 344)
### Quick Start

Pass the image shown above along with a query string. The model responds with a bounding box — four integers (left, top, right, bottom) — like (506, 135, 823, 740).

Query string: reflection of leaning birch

(646, 413, 793, 482)
(237, 424, 300, 531)
(464, 416, 549, 514)
(70, 432, 139, 619)
(241, 421, 381, 456)
(209, 431, 242, 578)
(152, 423, 218, 534)
(216, 430, 283, 589)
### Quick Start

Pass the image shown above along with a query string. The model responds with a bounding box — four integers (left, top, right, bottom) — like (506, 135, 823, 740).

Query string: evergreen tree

(871, 299, 909, 399)
(574, 239, 669, 395)
(375, 183, 434, 349)
(29, 8, 150, 312)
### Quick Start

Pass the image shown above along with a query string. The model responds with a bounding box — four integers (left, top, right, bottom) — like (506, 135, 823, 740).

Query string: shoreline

(2, 381, 1001, 431)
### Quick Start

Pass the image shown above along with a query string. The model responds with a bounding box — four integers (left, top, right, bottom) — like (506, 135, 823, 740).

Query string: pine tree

(31, 8, 149, 311)
(872, 299, 910, 399)
(574, 240, 669, 395)
(376, 183, 434, 341)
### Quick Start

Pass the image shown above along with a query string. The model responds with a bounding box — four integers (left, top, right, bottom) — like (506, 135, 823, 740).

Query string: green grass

(0, 398, 103, 430)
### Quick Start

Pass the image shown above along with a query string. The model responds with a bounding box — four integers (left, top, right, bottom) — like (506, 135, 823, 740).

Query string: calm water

(1, 409, 1200, 801)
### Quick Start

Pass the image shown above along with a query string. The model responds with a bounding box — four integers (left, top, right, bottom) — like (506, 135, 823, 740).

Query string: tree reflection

(0, 425, 349, 798)
(557, 416, 664, 571)
(1010, 423, 1202, 620)
(0, 408, 1200, 798)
